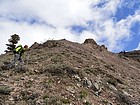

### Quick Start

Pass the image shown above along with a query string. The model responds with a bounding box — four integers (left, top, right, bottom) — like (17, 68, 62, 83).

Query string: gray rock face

(83, 77, 92, 88)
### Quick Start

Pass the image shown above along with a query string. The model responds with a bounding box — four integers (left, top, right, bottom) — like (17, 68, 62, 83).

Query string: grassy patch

(84, 67, 104, 76)
(45, 64, 78, 77)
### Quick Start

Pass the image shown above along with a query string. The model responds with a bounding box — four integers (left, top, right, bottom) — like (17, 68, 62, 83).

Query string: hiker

(8, 44, 28, 68)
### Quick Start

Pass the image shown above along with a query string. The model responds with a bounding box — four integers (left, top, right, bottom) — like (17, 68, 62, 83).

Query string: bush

(0, 86, 11, 95)
(84, 102, 92, 105)
(61, 98, 70, 104)
(79, 90, 88, 99)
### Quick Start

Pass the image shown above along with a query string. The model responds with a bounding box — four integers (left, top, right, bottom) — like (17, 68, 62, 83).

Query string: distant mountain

(0, 39, 140, 105)
(118, 50, 140, 62)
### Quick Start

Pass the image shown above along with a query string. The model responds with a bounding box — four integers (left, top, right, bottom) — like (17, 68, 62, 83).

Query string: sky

(0, 0, 140, 54)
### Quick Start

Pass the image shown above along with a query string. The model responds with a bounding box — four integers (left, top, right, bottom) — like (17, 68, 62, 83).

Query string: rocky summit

(0, 39, 140, 105)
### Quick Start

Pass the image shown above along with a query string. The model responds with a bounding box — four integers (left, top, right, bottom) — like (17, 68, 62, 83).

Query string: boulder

(100, 45, 107, 51)
(83, 77, 92, 88)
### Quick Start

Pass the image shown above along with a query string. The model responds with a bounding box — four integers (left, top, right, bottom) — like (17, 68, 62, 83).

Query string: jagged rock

(108, 84, 117, 91)
(76, 83, 82, 87)
(73, 74, 81, 81)
(100, 45, 107, 51)
(9, 96, 14, 101)
(92, 82, 100, 91)
(83, 77, 101, 95)
(84, 39, 97, 45)
(115, 91, 133, 105)
(83, 77, 92, 88)
(30, 42, 42, 49)
(122, 90, 132, 97)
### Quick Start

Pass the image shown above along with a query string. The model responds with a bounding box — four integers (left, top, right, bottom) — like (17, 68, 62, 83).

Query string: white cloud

(91, 9, 140, 51)
(0, 0, 96, 27)
(0, 0, 140, 54)
(135, 43, 140, 50)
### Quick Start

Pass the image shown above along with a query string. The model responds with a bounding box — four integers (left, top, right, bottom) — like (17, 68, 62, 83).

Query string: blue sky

(0, 0, 140, 53)
(114, 0, 140, 51)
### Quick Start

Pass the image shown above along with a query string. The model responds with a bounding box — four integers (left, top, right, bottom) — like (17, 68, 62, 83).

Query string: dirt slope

(0, 39, 140, 105)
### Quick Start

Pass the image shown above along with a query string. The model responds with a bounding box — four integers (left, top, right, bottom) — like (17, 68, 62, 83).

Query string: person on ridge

(8, 44, 28, 68)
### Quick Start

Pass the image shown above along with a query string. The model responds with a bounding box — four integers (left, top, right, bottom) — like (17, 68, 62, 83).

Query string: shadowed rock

(84, 39, 97, 45)
(30, 42, 42, 49)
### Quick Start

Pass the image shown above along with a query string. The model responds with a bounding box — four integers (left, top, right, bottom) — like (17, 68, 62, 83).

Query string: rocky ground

(0, 39, 140, 105)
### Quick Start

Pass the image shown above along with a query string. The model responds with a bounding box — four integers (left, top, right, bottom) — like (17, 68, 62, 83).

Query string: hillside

(119, 50, 140, 62)
(0, 39, 140, 105)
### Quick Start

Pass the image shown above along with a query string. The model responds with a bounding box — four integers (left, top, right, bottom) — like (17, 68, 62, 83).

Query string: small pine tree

(5, 34, 20, 52)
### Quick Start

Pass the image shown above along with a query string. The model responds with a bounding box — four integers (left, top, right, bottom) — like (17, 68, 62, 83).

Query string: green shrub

(61, 98, 70, 104)
(0, 86, 11, 95)
(80, 90, 88, 99)
(84, 102, 92, 105)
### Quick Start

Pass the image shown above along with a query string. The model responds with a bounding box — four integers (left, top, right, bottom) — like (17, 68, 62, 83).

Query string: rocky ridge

(0, 39, 140, 105)
(119, 50, 140, 62)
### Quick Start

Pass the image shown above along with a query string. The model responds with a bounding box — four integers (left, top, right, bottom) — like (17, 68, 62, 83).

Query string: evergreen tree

(5, 34, 20, 52)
